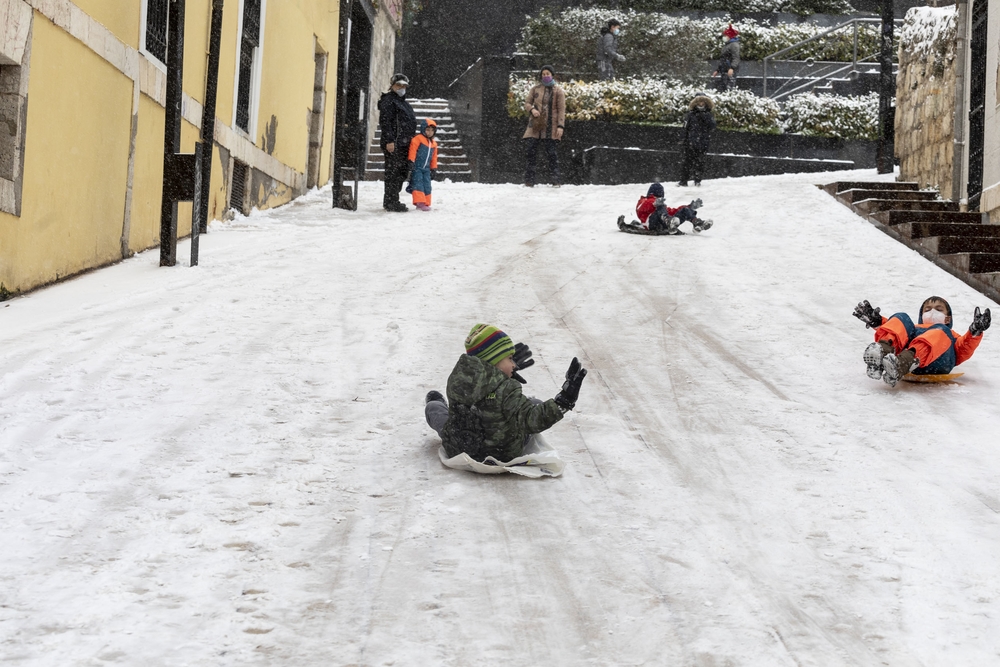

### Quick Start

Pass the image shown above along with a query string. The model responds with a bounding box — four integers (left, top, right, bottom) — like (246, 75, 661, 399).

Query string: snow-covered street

(3, 171, 1000, 666)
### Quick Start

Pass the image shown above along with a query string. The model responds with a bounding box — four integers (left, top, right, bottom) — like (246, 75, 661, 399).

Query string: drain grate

(230, 159, 248, 214)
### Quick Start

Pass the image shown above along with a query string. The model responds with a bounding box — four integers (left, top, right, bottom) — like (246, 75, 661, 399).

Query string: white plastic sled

(438, 433, 566, 478)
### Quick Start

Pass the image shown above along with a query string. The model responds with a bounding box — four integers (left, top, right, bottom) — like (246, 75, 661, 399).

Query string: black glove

(554, 357, 588, 411)
(690, 198, 703, 210)
(853, 300, 882, 329)
(510, 342, 534, 384)
(970, 306, 992, 336)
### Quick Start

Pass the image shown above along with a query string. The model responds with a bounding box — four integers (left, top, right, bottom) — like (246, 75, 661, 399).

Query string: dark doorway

(332, 0, 373, 209)
(968, 0, 988, 211)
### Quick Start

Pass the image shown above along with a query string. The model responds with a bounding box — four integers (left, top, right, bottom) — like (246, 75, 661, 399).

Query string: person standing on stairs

(378, 73, 418, 212)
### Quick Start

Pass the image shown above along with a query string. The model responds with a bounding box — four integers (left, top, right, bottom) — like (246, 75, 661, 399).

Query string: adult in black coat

(679, 93, 716, 187)
(377, 73, 417, 212)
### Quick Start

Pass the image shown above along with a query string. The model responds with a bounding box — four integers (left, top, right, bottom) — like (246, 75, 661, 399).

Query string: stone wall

(894, 6, 958, 199)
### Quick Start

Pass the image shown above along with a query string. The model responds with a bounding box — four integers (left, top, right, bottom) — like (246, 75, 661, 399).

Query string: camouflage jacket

(442, 354, 564, 462)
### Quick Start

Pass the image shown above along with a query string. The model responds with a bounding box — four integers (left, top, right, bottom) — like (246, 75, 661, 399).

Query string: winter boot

(694, 180, 702, 186)
(863, 340, 893, 379)
(667, 217, 682, 234)
(426, 390, 447, 406)
(385, 201, 408, 212)
(415, 203, 431, 211)
(882, 348, 918, 387)
(692, 218, 713, 233)
(678, 181, 688, 187)
(617, 214, 626, 230)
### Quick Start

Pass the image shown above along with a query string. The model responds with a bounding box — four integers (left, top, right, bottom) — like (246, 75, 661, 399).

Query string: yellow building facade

(0, 0, 343, 295)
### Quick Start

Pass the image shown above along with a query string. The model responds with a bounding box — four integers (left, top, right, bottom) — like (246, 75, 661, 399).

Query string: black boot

(426, 390, 446, 405)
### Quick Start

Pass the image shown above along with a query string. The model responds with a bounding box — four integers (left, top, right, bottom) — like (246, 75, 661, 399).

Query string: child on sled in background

(407, 118, 439, 211)
(424, 324, 588, 463)
(854, 296, 991, 386)
(618, 183, 713, 234)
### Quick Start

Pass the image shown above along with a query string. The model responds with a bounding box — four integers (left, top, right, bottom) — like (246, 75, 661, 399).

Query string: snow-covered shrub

(509, 76, 878, 139)
(509, 75, 782, 132)
(780, 91, 879, 139)
(621, 0, 854, 15)
(899, 5, 957, 75)
(516, 8, 883, 78)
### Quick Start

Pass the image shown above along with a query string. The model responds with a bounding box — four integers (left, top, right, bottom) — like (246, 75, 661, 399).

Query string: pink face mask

(541, 75, 554, 84)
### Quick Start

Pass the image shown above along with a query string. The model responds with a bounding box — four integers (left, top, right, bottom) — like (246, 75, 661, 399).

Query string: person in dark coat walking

(712, 24, 741, 92)
(679, 93, 716, 187)
(596, 19, 626, 80)
(377, 73, 417, 212)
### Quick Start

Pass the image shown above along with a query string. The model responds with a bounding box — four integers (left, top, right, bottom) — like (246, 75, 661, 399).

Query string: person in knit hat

(854, 296, 991, 386)
(424, 323, 588, 463)
(712, 24, 740, 91)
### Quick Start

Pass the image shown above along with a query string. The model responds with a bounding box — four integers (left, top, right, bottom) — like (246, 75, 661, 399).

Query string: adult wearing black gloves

(424, 323, 588, 463)
(853, 296, 989, 386)
(377, 73, 417, 212)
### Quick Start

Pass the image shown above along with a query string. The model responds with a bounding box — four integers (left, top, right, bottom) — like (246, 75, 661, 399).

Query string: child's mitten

(853, 300, 882, 329)
(970, 307, 992, 336)
(510, 342, 534, 384)
(554, 358, 588, 411)
(690, 198, 703, 210)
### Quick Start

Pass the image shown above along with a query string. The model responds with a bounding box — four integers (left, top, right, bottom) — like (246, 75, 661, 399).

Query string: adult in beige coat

(523, 65, 566, 187)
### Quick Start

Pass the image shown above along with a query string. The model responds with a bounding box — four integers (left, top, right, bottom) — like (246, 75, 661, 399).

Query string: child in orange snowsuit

(407, 118, 438, 211)
(854, 296, 991, 386)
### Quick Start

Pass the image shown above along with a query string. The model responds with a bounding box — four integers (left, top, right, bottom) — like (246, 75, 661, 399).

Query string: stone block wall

(895, 6, 958, 199)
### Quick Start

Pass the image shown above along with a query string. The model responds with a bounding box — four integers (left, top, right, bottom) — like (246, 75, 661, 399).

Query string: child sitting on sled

(618, 183, 713, 234)
(853, 296, 991, 386)
(424, 324, 588, 462)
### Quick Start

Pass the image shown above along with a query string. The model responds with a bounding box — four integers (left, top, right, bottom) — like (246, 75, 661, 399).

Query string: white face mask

(922, 309, 948, 324)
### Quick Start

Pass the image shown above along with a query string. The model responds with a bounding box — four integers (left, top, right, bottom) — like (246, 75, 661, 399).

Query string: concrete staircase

(365, 98, 473, 182)
(822, 181, 1000, 302)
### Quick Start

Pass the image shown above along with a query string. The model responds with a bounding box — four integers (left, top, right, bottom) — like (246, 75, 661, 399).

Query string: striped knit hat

(465, 323, 515, 365)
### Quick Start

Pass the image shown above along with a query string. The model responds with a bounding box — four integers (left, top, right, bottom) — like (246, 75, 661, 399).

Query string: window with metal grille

(235, 0, 262, 132)
(145, 0, 169, 64)
(230, 159, 248, 214)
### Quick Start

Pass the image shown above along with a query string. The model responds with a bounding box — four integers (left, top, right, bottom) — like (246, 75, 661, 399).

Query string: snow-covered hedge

(620, 0, 853, 14)
(517, 8, 882, 78)
(509, 76, 878, 140)
(780, 91, 879, 139)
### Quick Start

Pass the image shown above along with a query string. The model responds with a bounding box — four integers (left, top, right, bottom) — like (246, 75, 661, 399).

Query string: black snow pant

(680, 147, 706, 185)
(383, 146, 410, 208)
(525, 138, 560, 185)
(648, 206, 696, 232)
(716, 73, 737, 92)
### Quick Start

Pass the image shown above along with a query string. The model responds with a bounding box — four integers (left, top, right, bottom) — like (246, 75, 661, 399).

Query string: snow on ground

(2, 170, 1000, 666)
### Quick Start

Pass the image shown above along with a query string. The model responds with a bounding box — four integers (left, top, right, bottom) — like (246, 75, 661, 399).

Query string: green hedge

(509, 76, 878, 140)
(517, 8, 884, 79)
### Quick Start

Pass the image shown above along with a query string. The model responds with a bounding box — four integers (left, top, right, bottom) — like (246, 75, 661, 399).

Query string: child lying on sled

(424, 324, 588, 463)
(854, 296, 991, 386)
(618, 183, 713, 234)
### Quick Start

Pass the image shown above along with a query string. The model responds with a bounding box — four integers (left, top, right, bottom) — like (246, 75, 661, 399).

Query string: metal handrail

(762, 18, 903, 98)
(767, 52, 882, 101)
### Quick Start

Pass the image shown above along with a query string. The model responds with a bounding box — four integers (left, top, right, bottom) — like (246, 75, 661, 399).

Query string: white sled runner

(438, 434, 566, 478)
